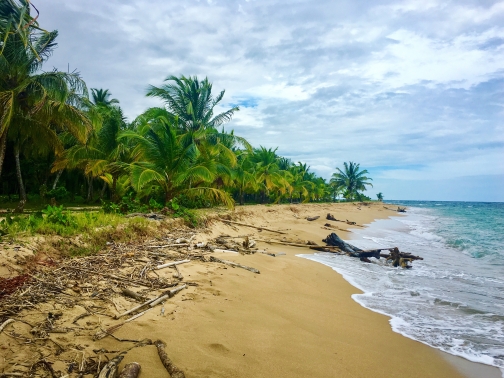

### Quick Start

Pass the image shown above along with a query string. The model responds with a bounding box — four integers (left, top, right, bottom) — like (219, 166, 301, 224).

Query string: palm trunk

(100, 181, 107, 199)
(14, 144, 27, 202)
(239, 189, 244, 206)
(112, 175, 118, 201)
(0, 133, 7, 179)
(86, 176, 93, 203)
(52, 170, 63, 190)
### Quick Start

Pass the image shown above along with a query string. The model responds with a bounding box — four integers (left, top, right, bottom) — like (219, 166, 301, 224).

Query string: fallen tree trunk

(323, 233, 362, 254)
(209, 256, 260, 274)
(118, 363, 141, 378)
(219, 219, 287, 234)
(155, 340, 185, 378)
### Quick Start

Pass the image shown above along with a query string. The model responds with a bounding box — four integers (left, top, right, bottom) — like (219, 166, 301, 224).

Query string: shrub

(46, 187, 69, 201)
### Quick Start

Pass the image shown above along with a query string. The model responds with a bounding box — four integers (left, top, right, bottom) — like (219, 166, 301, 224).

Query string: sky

(37, 0, 504, 201)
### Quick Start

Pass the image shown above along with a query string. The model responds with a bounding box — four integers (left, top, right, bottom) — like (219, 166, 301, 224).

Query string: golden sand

(0, 202, 466, 377)
(110, 202, 463, 377)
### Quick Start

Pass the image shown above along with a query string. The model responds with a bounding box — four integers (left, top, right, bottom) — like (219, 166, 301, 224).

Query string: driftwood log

(155, 340, 185, 378)
(118, 362, 141, 378)
(306, 216, 320, 221)
(209, 256, 260, 274)
(219, 219, 287, 234)
(322, 232, 422, 267)
(326, 213, 339, 221)
(98, 355, 124, 378)
(122, 289, 144, 301)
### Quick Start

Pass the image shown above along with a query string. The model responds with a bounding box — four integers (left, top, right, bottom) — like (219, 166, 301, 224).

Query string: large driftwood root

(118, 362, 141, 378)
(154, 340, 185, 378)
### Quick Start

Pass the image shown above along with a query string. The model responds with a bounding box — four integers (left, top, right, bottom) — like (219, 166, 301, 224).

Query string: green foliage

(168, 197, 200, 227)
(46, 187, 70, 201)
(101, 200, 121, 214)
(42, 205, 76, 227)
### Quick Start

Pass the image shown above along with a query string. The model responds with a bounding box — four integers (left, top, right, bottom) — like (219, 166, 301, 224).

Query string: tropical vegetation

(0, 1, 378, 222)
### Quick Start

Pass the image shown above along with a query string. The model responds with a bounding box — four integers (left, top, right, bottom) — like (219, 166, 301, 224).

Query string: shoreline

(343, 209, 503, 378)
(0, 202, 496, 377)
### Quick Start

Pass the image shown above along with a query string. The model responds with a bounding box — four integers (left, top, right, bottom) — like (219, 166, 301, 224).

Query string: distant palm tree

(376, 192, 384, 201)
(91, 88, 119, 107)
(330, 162, 373, 201)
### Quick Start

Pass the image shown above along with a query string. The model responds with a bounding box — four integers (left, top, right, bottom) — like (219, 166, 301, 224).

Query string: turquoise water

(300, 201, 504, 373)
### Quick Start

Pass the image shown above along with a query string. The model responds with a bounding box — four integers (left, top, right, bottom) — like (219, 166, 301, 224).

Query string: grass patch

(0, 206, 181, 257)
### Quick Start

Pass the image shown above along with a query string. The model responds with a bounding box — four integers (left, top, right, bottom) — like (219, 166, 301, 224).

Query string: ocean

(299, 201, 504, 374)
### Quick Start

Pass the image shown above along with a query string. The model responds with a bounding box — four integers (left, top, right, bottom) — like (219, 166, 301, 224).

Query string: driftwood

(209, 256, 260, 274)
(219, 219, 286, 234)
(0, 319, 15, 334)
(322, 233, 422, 267)
(259, 251, 286, 257)
(122, 289, 144, 301)
(98, 354, 124, 378)
(155, 340, 185, 378)
(306, 216, 320, 221)
(323, 233, 363, 254)
(256, 239, 317, 248)
(212, 248, 239, 254)
(155, 259, 190, 270)
(326, 213, 340, 221)
(115, 285, 186, 319)
(118, 363, 141, 378)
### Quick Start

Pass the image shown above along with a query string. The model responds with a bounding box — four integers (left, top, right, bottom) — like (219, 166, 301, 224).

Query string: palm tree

(0, 0, 93, 204)
(249, 147, 291, 203)
(147, 75, 239, 133)
(119, 110, 233, 207)
(376, 192, 384, 202)
(330, 162, 373, 201)
(91, 88, 119, 107)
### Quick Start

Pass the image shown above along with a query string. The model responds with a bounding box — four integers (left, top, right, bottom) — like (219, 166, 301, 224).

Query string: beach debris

(209, 256, 260, 274)
(306, 216, 320, 221)
(322, 232, 423, 267)
(383, 206, 407, 213)
(118, 362, 141, 378)
(242, 236, 256, 249)
(155, 259, 190, 270)
(259, 251, 286, 257)
(155, 340, 186, 378)
(219, 219, 287, 234)
(121, 288, 145, 301)
(98, 354, 125, 378)
(0, 318, 15, 334)
(326, 213, 339, 221)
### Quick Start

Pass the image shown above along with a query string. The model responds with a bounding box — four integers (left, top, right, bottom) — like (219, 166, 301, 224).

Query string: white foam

(296, 209, 504, 371)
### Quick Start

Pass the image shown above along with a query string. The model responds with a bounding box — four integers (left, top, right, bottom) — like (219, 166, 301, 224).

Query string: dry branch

(155, 340, 185, 378)
(219, 219, 286, 234)
(209, 256, 260, 274)
(0, 319, 15, 334)
(155, 259, 190, 270)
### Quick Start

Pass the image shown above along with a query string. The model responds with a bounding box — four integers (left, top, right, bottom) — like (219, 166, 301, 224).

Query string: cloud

(37, 0, 504, 201)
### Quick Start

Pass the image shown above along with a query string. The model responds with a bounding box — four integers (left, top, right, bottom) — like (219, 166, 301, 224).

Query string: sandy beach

(0, 202, 474, 377)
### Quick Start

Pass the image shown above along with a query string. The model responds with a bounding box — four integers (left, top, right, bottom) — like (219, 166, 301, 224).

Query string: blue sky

(38, 0, 504, 201)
